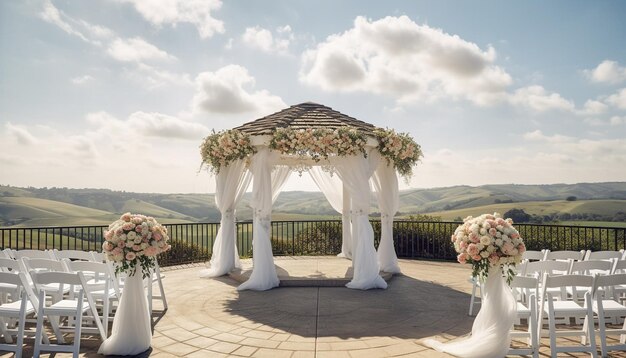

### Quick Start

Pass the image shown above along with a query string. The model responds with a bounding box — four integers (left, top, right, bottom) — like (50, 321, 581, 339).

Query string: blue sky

(1, 0, 625, 193)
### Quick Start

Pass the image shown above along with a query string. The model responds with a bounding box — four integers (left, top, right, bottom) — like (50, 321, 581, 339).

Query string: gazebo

(199, 102, 421, 291)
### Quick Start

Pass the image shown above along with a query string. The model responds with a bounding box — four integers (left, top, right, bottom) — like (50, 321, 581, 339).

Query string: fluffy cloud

(508, 85, 575, 112)
(585, 60, 626, 84)
(610, 116, 626, 125)
(606, 88, 626, 109)
(107, 37, 175, 63)
(193, 65, 286, 114)
(114, 0, 224, 39)
(242, 25, 293, 53)
(300, 16, 512, 106)
(577, 99, 608, 116)
(39, 0, 113, 46)
(87, 111, 208, 140)
(4, 123, 38, 145)
(71, 75, 94, 85)
(522, 130, 574, 144)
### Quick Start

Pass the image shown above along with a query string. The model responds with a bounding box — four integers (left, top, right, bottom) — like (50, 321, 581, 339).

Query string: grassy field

(425, 199, 626, 221)
(559, 221, 626, 228)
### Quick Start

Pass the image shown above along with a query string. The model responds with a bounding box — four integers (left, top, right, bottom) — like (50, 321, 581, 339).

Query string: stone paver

(5, 257, 626, 357)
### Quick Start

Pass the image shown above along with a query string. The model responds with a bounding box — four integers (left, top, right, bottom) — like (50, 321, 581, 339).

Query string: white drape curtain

(425, 267, 516, 357)
(308, 167, 353, 258)
(238, 149, 291, 291)
(334, 154, 387, 290)
(200, 159, 252, 278)
(371, 154, 401, 273)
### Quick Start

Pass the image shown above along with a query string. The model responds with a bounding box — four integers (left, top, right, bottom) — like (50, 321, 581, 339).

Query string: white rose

(477, 244, 484, 251)
(127, 231, 137, 240)
(495, 238, 503, 246)
(481, 251, 490, 258)
(480, 236, 492, 246)
(479, 228, 487, 235)
(487, 245, 496, 253)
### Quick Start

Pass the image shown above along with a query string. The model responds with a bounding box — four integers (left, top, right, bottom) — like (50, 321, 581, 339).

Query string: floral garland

(269, 127, 367, 161)
(451, 213, 525, 284)
(200, 130, 256, 174)
(102, 213, 171, 278)
(374, 128, 423, 180)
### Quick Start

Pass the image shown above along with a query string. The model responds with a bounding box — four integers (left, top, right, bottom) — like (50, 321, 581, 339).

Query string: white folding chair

(538, 274, 597, 358)
(585, 250, 623, 261)
(523, 250, 546, 262)
(12, 250, 55, 261)
(568, 260, 613, 303)
(65, 260, 117, 336)
(592, 273, 626, 357)
(509, 275, 539, 358)
(52, 249, 95, 262)
(544, 250, 586, 262)
(147, 258, 167, 314)
(31, 271, 104, 357)
(0, 272, 37, 357)
(21, 258, 69, 303)
(2, 249, 15, 260)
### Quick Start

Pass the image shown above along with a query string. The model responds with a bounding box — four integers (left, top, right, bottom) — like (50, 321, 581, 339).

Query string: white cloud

(242, 25, 293, 53)
(125, 63, 192, 89)
(585, 60, 626, 84)
(610, 116, 626, 125)
(606, 88, 626, 109)
(577, 99, 608, 116)
(300, 16, 512, 106)
(509, 85, 575, 112)
(192, 65, 286, 114)
(523, 130, 574, 143)
(107, 37, 176, 63)
(4, 123, 38, 145)
(87, 111, 207, 140)
(39, 0, 93, 44)
(71, 75, 94, 85)
(113, 0, 224, 39)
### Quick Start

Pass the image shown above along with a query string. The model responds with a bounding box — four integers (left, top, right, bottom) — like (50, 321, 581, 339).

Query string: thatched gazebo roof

(233, 102, 377, 136)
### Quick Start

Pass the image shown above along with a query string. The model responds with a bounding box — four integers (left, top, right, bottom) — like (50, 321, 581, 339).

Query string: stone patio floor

(6, 256, 626, 357)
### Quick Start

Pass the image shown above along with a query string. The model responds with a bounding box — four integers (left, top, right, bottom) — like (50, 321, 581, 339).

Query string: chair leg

(585, 294, 598, 358)
(548, 300, 558, 358)
(529, 298, 539, 358)
(33, 295, 45, 358)
(469, 279, 477, 316)
(156, 267, 168, 310)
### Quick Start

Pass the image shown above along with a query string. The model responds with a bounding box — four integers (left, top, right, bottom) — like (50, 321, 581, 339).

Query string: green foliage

(158, 239, 210, 266)
(566, 196, 577, 201)
(405, 214, 442, 222)
(503, 208, 531, 223)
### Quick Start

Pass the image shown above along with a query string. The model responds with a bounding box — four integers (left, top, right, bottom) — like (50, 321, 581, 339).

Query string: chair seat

(0, 300, 34, 315)
(46, 299, 89, 314)
(90, 288, 117, 299)
(545, 301, 587, 314)
(593, 300, 626, 313)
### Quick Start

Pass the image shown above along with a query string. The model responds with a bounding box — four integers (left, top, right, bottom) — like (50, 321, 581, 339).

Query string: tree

(503, 208, 531, 223)
(566, 196, 577, 201)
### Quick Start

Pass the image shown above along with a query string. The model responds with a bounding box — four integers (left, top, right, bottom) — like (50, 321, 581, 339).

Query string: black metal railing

(1, 221, 624, 266)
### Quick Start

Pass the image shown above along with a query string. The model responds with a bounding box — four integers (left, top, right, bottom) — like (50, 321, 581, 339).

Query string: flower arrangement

(451, 213, 525, 283)
(269, 127, 367, 161)
(374, 128, 423, 180)
(200, 129, 256, 174)
(102, 213, 171, 278)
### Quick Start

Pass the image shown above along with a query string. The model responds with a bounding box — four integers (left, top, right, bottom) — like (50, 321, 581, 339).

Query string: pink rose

(121, 213, 132, 222)
(125, 252, 136, 261)
(135, 225, 143, 233)
(518, 244, 526, 253)
(470, 234, 479, 243)
(489, 254, 499, 265)
(460, 241, 468, 249)
(472, 255, 481, 261)
(153, 232, 162, 241)
(145, 246, 158, 257)
(133, 244, 141, 251)
(489, 228, 497, 236)
(113, 247, 122, 255)
(502, 242, 514, 255)
(467, 244, 479, 256)
(104, 230, 113, 240)
(457, 253, 467, 264)
(496, 218, 505, 225)
(116, 228, 124, 236)
(122, 223, 133, 231)
(117, 241, 126, 248)
(511, 232, 520, 239)
(103, 241, 114, 252)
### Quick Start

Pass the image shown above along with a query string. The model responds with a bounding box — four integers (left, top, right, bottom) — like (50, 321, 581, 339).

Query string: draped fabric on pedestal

(371, 152, 401, 274)
(425, 267, 516, 357)
(334, 154, 387, 290)
(237, 149, 291, 291)
(200, 159, 252, 278)
(308, 167, 352, 258)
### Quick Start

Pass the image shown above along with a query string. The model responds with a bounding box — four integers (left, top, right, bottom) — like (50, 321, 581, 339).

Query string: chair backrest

(0, 271, 40, 308)
(0, 257, 21, 272)
(31, 271, 85, 287)
(2, 248, 15, 259)
(570, 260, 613, 275)
(65, 260, 111, 284)
(90, 251, 106, 263)
(22, 257, 67, 273)
(543, 273, 594, 290)
(525, 260, 571, 277)
(544, 250, 586, 261)
(522, 250, 546, 261)
(13, 249, 54, 260)
(612, 259, 626, 274)
(53, 249, 95, 261)
(585, 250, 623, 261)
(592, 273, 626, 297)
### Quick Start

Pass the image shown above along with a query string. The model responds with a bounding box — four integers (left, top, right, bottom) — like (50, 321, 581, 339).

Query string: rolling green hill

(1, 182, 624, 227)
